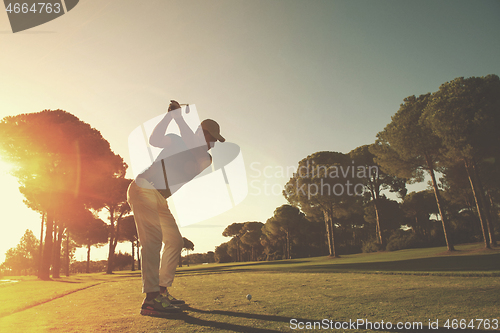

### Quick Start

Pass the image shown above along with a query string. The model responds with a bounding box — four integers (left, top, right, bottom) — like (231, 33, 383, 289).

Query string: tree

(70, 212, 109, 274)
(364, 197, 404, 242)
(102, 177, 132, 274)
(439, 163, 488, 244)
(440, 162, 476, 212)
(222, 223, 245, 261)
(179, 237, 194, 267)
(214, 242, 232, 263)
(262, 206, 306, 259)
(51, 199, 87, 278)
(112, 251, 133, 270)
(2, 230, 39, 275)
(240, 222, 264, 261)
(0, 110, 127, 279)
(284, 151, 357, 257)
(120, 215, 138, 271)
(400, 191, 438, 238)
(262, 217, 293, 260)
(222, 222, 266, 262)
(371, 94, 455, 251)
(423, 74, 500, 248)
(205, 251, 215, 263)
(350, 144, 406, 246)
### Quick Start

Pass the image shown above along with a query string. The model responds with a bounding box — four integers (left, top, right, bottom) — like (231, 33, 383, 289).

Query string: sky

(0, 0, 499, 263)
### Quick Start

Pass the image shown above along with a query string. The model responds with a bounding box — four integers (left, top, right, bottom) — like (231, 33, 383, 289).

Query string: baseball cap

(201, 119, 225, 142)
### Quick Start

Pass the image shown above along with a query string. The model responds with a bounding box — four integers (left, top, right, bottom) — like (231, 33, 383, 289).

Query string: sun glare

(0, 155, 45, 264)
(0, 157, 13, 176)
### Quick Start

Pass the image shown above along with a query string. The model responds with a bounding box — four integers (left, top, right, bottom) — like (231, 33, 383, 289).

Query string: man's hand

(168, 100, 181, 112)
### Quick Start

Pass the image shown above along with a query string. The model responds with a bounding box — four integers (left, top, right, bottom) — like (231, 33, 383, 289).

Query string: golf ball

(246, 294, 252, 300)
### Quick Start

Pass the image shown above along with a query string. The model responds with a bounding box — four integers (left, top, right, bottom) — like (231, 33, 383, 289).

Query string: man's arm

(173, 112, 204, 149)
(149, 112, 174, 148)
(168, 101, 204, 149)
(149, 100, 182, 148)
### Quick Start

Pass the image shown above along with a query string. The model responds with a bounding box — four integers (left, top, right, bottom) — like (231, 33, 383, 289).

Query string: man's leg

(128, 181, 184, 316)
(158, 200, 184, 289)
(127, 181, 163, 297)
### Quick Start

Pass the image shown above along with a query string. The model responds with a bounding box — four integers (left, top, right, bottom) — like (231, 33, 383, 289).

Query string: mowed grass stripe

(0, 272, 142, 319)
(0, 282, 101, 319)
(177, 243, 500, 277)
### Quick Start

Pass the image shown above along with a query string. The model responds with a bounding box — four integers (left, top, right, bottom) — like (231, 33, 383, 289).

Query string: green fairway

(0, 243, 498, 332)
(177, 243, 500, 277)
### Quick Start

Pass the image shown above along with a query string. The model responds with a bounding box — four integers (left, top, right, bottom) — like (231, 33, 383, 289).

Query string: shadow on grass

(306, 253, 500, 274)
(176, 269, 258, 278)
(177, 253, 499, 276)
(179, 260, 310, 272)
(175, 307, 491, 333)
(175, 260, 310, 278)
(176, 307, 314, 333)
(51, 279, 83, 284)
(99, 272, 142, 278)
(46, 272, 142, 283)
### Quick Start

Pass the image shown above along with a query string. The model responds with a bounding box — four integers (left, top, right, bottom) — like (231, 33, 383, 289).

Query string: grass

(0, 243, 498, 332)
(178, 243, 500, 276)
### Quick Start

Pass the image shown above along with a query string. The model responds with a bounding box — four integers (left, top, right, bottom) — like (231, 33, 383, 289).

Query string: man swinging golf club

(127, 100, 225, 317)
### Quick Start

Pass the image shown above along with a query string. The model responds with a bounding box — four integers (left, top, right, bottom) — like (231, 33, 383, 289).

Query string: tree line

(0, 110, 137, 278)
(215, 75, 500, 262)
(0, 229, 138, 275)
(0, 220, 195, 276)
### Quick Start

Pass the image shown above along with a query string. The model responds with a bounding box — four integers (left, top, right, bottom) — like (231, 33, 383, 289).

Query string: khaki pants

(127, 179, 183, 293)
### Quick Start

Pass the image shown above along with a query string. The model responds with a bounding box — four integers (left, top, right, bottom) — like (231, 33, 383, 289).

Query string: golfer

(127, 100, 225, 316)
